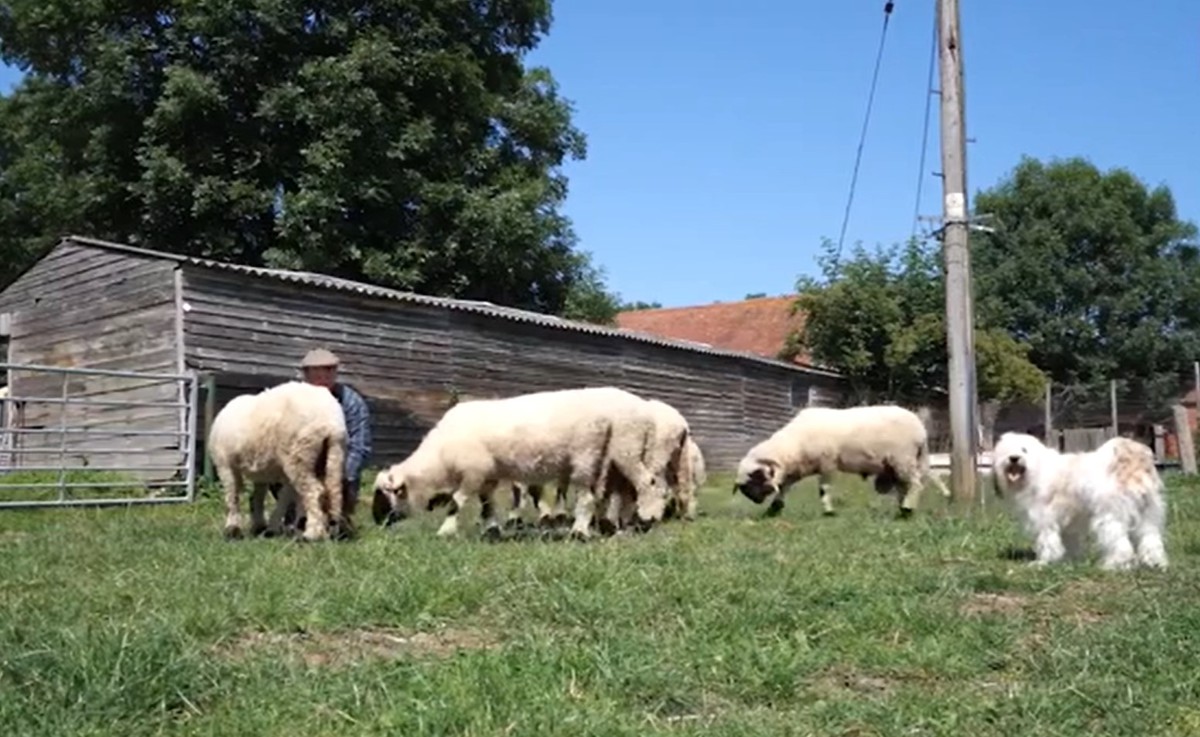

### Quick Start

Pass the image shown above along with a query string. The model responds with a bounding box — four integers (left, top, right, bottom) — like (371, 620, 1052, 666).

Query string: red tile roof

(616, 296, 812, 365)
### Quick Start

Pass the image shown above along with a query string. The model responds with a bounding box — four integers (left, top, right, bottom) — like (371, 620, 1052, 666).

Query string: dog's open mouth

(1004, 463, 1025, 483)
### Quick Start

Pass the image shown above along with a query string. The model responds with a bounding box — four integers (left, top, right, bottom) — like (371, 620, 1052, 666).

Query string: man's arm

(341, 388, 373, 484)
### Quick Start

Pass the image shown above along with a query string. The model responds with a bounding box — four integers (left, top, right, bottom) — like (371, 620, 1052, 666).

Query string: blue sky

(526, 0, 1199, 307)
(1, 1, 1195, 309)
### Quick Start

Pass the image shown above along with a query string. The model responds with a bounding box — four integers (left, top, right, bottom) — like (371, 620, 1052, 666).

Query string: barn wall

(181, 267, 846, 471)
(0, 241, 187, 479)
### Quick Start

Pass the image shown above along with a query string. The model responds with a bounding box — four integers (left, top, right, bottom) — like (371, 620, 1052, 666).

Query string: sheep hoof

(897, 507, 914, 520)
(631, 514, 656, 534)
(765, 499, 785, 517)
(482, 526, 503, 543)
(821, 509, 836, 517)
(597, 518, 619, 537)
(568, 529, 590, 543)
(331, 520, 357, 542)
(503, 517, 526, 532)
(552, 513, 572, 528)
(223, 525, 243, 540)
(250, 522, 268, 537)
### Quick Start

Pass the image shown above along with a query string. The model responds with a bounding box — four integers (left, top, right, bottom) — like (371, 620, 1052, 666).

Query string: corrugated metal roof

(60, 235, 842, 378)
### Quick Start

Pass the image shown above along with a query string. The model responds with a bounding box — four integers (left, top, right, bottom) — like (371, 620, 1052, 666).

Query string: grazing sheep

(992, 432, 1167, 570)
(209, 380, 349, 542)
(733, 404, 951, 518)
(666, 437, 706, 520)
(371, 386, 667, 540)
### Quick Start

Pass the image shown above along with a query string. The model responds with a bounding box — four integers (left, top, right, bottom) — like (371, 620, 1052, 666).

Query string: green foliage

(3, 472, 1199, 734)
(0, 0, 606, 316)
(560, 250, 622, 325)
(618, 299, 663, 312)
(788, 237, 1045, 404)
(972, 156, 1200, 408)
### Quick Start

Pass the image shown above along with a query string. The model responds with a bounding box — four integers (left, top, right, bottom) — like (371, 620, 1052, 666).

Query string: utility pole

(937, 0, 978, 505)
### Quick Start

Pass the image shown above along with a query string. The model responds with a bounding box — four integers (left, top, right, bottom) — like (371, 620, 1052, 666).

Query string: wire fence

(915, 369, 1200, 466)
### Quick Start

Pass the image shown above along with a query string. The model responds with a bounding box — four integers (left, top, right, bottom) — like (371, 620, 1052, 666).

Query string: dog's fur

(992, 432, 1168, 570)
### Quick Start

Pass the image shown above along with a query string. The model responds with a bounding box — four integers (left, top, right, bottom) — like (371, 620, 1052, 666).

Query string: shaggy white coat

(733, 404, 951, 517)
(209, 380, 348, 541)
(992, 432, 1168, 570)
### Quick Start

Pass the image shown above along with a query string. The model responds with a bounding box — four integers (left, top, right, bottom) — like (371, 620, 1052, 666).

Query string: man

(280, 348, 373, 523)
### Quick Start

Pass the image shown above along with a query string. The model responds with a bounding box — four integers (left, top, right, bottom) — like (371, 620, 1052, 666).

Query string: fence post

(1173, 404, 1197, 475)
(202, 373, 217, 484)
(1110, 379, 1118, 438)
(1043, 381, 1053, 446)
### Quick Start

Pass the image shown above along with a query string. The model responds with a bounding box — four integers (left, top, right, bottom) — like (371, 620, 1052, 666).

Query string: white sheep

(669, 437, 706, 519)
(733, 404, 951, 518)
(603, 398, 697, 529)
(209, 380, 349, 542)
(371, 386, 668, 540)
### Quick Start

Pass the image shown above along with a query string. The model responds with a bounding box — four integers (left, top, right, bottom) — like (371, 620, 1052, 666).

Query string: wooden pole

(1173, 404, 1197, 474)
(1043, 381, 1053, 447)
(1110, 379, 1118, 438)
(202, 373, 217, 483)
(937, 0, 977, 505)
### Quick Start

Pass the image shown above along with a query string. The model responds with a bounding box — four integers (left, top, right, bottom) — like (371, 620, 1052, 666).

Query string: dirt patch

(214, 625, 500, 668)
(808, 665, 936, 700)
(960, 592, 1030, 617)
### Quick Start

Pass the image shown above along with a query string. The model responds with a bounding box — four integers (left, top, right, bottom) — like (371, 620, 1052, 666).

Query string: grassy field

(2, 470, 1199, 736)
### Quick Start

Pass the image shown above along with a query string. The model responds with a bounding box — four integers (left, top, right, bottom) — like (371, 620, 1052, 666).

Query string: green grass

(2, 470, 1200, 736)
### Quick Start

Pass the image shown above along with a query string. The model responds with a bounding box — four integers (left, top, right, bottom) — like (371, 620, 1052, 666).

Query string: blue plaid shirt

(333, 383, 372, 486)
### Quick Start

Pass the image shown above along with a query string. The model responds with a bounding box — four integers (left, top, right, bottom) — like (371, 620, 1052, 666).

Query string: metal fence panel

(0, 362, 200, 508)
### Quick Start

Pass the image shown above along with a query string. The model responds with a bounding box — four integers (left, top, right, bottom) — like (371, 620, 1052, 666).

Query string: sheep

(600, 398, 697, 531)
(209, 380, 349, 542)
(665, 437, 706, 520)
(371, 386, 668, 540)
(733, 404, 951, 518)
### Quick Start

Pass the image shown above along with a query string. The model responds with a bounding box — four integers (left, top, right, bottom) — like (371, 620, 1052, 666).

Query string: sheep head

(371, 466, 412, 526)
(733, 455, 782, 504)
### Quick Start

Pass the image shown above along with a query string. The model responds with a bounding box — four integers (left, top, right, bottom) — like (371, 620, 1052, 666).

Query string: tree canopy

(0, 0, 620, 320)
(972, 156, 1200, 409)
(783, 237, 1046, 407)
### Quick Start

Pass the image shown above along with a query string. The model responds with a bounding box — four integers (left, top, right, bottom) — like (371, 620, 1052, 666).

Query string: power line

(833, 1, 896, 265)
(910, 10, 938, 242)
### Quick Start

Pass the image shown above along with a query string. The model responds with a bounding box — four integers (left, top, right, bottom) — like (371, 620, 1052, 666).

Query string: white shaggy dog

(992, 432, 1168, 570)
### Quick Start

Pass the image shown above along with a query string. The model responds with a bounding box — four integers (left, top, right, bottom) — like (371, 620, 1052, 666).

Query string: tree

(972, 156, 1200, 415)
(618, 300, 663, 312)
(560, 251, 622, 325)
(0, 0, 593, 316)
(784, 237, 1046, 413)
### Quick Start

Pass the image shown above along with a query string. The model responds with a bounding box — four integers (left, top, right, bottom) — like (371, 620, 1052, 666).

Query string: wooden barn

(0, 235, 847, 483)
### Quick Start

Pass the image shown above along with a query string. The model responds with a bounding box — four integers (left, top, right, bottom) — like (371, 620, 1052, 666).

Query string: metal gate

(0, 362, 200, 508)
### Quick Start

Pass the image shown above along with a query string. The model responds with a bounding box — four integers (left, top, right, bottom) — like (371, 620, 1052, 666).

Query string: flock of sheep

(208, 380, 1171, 571)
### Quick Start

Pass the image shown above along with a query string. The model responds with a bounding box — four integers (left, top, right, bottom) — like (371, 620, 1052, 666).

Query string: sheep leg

(249, 482, 269, 536)
(478, 479, 503, 541)
(569, 486, 598, 540)
(817, 472, 836, 516)
(504, 483, 526, 530)
(897, 474, 923, 519)
(265, 484, 295, 536)
(436, 487, 473, 538)
(550, 485, 571, 527)
(218, 464, 246, 539)
(283, 456, 331, 542)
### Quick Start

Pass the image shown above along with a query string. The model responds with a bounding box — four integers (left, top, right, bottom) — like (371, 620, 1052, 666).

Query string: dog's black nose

(1008, 455, 1021, 464)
